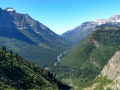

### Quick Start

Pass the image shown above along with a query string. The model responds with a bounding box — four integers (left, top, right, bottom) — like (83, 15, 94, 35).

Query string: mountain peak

(112, 14, 120, 17)
(0, 7, 2, 10)
(108, 14, 120, 22)
(5, 7, 16, 12)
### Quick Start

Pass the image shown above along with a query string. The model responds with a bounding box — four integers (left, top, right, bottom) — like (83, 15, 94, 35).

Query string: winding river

(54, 50, 68, 66)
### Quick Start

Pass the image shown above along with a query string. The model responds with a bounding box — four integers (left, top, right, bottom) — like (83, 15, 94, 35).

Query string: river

(54, 50, 68, 66)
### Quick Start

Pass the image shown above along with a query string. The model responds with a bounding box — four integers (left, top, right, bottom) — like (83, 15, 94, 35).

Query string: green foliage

(93, 75, 113, 90)
(52, 26, 120, 89)
(0, 37, 69, 67)
(0, 47, 70, 89)
(1, 45, 6, 52)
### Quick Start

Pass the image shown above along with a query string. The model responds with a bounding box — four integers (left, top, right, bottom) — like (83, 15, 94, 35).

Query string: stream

(54, 50, 68, 66)
(54, 50, 71, 90)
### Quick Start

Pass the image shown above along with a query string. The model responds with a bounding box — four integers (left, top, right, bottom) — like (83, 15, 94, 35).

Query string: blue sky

(0, 0, 120, 34)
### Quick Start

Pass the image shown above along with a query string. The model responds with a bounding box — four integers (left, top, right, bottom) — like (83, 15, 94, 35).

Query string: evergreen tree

(2, 45, 6, 52)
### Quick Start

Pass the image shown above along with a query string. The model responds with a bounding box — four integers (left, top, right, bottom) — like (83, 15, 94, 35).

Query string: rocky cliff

(84, 51, 120, 90)
(101, 51, 120, 90)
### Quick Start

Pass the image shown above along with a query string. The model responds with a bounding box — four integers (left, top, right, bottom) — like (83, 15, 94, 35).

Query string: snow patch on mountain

(108, 14, 120, 22)
(35, 31, 39, 34)
(6, 8, 15, 12)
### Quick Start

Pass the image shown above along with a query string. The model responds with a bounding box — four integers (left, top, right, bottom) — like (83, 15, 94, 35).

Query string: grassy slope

(52, 25, 120, 89)
(83, 75, 113, 90)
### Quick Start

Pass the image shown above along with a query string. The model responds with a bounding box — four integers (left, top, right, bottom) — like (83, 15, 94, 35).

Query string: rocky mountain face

(0, 7, 35, 44)
(84, 51, 120, 90)
(108, 14, 120, 23)
(62, 14, 120, 44)
(5, 7, 48, 31)
(0, 8, 15, 28)
(101, 51, 120, 90)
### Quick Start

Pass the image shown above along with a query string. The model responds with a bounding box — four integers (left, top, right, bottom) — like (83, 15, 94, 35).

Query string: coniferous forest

(0, 46, 70, 90)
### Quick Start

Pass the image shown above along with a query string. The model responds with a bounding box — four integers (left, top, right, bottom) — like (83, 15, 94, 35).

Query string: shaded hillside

(0, 37, 60, 66)
(0, 46, 70, 90)
(52, 24, 120, 89)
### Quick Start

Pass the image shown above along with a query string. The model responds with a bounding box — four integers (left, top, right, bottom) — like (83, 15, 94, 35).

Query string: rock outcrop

(84, 51, 120, 90)
(101, 51, 120, 90)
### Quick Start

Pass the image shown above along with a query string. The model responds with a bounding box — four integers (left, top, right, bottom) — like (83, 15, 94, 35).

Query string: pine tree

(9, 50, 13, 55)
(2, 45, 6, 52)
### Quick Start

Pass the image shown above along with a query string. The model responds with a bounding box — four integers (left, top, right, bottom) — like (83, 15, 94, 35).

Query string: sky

(0, 0, 120, 34)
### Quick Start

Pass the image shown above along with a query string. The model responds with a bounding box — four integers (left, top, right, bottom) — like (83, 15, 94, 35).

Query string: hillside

(84, 51, 120, 90)
(0, 7, 70, 67)
(52, 23, 120, 89)
(0, 46, 70, 90)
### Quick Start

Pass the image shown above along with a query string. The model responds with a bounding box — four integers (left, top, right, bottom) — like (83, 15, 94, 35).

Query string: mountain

(0, 7, 36, 44)
(58, 34, 62, 36)
(52, 23, 120, 89)
(84, 51, 120, 90)
(108, 14, 120, 23)
(0, 46, 70, 90)
(5, 7, 70, 49)
(62, 14, 120, 44)
(62, 19, 107, 43)
(0, 7, 70, 67)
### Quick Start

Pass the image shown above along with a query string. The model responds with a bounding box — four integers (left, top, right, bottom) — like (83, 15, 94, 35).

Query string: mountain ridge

(62, 14, 120, 44)
(5, 7, 70, 48)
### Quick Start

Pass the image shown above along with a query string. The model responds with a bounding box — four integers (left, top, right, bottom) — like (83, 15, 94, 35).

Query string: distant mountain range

(62, 14, 120, 43)
(0, 7, 70, 66)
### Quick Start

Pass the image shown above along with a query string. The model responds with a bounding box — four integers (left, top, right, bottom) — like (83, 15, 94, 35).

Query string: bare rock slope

(84, 51, 120, 90)
(101, 51, 120, 90)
